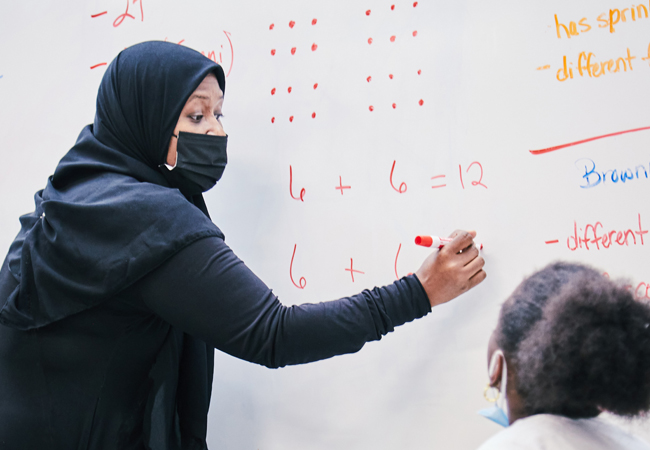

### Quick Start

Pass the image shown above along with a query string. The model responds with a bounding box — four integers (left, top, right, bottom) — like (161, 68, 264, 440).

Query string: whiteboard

(2, 0, 650, 448)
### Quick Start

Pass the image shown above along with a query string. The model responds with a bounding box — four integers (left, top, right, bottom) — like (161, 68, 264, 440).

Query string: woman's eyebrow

(187, 93, 223, 102)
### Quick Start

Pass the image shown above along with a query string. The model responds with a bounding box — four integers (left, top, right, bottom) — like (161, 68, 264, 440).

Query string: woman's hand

(415, 230, 486, 308)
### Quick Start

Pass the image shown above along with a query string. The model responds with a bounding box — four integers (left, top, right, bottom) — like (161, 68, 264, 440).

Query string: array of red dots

(365, 4, 423, 112)
(269, 18, 318, 56)
(269, 17, 320, 123)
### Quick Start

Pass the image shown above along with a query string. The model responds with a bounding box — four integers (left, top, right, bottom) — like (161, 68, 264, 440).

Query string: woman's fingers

(414, 229, 486, 307)
(442, 231, 476, 255)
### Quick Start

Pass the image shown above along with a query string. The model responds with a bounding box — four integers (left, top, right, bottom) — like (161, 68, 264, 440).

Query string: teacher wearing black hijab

(0, 41, 485, 449)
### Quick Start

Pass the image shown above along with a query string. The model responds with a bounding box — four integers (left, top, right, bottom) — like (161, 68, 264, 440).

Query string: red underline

(91, 11, 108, 18)
(90, 62, 108, 69)
(530, 125, 650, 155)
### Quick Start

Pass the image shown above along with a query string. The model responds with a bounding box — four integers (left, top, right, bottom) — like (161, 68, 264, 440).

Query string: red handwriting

(289, 20, 296, 28)
(394, 244, 402, 279)
(545, 239, 560, 244)
(567, 214, 648, 251)
(289, 166, 306, 201)
(366, 10, 371, 16)
(530, 125, 650, 155)
(635, 282, 650, 299)
(222, 31, 234, 77)
(91, 11, 108, 18)
(419, 99, 424, 106)
(390, 160, 408, 193)
(90, 62, 108, 69)
(113, 0, 143, 27)
(431, 174, 446, 189)
(460, 162, 488, 189)
(290, 244, 306, 289)
(312, 18, 317, 25)
(335, 176, 351, 195)
(345, 258, 365, 282)
(429, 162, 487, 190)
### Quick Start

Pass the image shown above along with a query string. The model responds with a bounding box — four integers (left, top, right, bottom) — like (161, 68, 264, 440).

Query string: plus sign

(345, 258, 365, 282)
(335, 176, 351, 195)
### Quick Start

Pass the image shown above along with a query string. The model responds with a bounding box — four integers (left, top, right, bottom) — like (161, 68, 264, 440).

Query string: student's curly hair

(496, 262, 650, 418)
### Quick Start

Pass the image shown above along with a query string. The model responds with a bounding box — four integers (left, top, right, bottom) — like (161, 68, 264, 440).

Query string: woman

(478, 262, 650, 450)
(0, 41, 485, 449)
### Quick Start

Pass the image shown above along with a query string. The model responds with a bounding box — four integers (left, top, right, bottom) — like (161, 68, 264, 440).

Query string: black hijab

(0, 41, 226, 448)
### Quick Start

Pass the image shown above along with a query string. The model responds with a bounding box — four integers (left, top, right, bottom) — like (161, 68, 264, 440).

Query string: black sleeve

(134, 236, 431, 368)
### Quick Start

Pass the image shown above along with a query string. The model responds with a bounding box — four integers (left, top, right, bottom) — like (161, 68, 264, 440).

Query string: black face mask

(160, 131, 228, 195)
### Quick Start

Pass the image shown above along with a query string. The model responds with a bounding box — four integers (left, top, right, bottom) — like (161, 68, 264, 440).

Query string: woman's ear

(488, 350, 504, 389)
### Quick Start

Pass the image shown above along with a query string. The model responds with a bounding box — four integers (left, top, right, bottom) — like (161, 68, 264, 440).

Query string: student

(478, 262, 650, 450)
(0, 41, 485, 449)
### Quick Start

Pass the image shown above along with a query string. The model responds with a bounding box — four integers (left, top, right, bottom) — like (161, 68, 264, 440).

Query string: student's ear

(488, 351, 504, 389)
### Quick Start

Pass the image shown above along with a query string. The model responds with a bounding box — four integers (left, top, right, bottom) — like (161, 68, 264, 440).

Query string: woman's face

(166, 73, 225, 166)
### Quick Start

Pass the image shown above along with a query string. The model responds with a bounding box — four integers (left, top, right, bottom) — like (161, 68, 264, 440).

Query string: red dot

(289, 20, 296, 28)
(291, 47, 297, 55)
(391, 4, 395, 10)
(419, 99, 424, 106)
(288, 87, 292, 93)
(417, 69, 422, 75)
(366, 76, 372, 82)
(366, 9, 371, 15)
(313, 83, 318, 89)
(271, 49, 276, 56)
(413, 1, 418, 6)
(311, 43, 318, 51)
(312, 112, 316, 118)
(390, 35, 396, 42)
(290, 116, 294, 122)
(271, 117, 275, 123)
(369, 105, 374, 111)
(368, 37, 373, 44)
(312, 18, 317, 25)
(269, 23, 275, 30)
(389, 74, 393, 79)
(413, 30, 418, 37)
(392, 103, 396, 109)
(271, 88, 276, 95)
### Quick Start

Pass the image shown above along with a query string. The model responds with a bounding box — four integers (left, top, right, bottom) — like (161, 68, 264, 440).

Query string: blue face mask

(477, 350, 510, 427)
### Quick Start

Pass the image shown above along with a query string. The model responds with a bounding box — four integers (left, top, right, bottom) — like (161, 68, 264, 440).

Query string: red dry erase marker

(415, 235, 483, 250)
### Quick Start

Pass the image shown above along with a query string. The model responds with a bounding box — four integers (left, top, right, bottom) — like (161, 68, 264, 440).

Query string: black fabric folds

(0, 41, 227, 448)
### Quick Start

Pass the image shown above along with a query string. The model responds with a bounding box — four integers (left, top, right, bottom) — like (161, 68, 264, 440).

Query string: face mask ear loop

(159, 134, 179, 170)
(494, 350, 509, 419)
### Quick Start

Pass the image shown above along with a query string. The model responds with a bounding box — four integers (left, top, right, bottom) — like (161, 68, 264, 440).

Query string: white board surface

(2, 1, 650, 448)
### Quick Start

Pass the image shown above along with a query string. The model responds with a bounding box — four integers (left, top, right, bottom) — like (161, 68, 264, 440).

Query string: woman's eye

(214, 113, 224, 121)
(189, 114, 203, 122)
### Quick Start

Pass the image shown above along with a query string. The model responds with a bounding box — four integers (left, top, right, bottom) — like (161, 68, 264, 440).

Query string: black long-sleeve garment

(0, 236, 430, 449)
